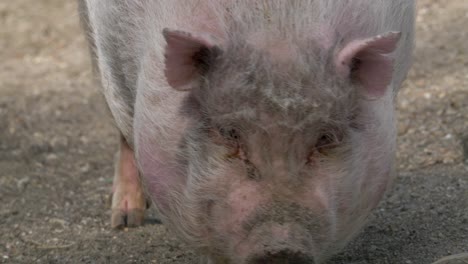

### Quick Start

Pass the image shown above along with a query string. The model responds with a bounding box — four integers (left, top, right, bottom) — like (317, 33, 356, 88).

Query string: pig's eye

(308, 132, 341, 164)
(219, 128, 240, 141)
(316, 133, 339, 150)
(211, 127, 244, 159)
(311, 131, 343, 157)
(220, 128, 243, 159)
(210, 127, 240, 143)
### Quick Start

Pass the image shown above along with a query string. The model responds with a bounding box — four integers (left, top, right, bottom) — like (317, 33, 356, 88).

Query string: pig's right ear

(335, 32, 401, 98)
(163, 28, 220, 91)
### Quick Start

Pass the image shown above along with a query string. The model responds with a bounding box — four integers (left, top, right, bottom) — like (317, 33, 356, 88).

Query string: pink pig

(79, 0, 415, 263)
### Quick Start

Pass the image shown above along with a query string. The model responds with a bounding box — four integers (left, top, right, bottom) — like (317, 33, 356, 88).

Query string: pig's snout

(248, 249, 315, 264)
(243, 223, 315, 264)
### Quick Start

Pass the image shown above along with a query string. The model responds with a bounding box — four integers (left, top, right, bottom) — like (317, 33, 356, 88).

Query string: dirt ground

(0, 1, 467, 263)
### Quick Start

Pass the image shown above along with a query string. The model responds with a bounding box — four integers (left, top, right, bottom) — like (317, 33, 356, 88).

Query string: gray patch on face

(192, 36, 358, 137)
(243, 202, 331, 245)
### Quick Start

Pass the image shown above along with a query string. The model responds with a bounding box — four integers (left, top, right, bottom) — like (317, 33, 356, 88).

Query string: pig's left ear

(335, 32, 401, 98)
(163, 28, 220, 91)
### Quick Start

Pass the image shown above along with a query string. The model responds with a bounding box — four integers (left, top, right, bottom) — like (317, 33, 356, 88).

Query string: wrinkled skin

(79, 0, 415, 263)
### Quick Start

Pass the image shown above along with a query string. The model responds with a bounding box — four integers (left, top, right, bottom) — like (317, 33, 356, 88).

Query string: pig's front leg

(110, 135, 149, 228)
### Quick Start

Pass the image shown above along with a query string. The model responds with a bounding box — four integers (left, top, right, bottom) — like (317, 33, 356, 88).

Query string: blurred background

(0, 0, 467, 263)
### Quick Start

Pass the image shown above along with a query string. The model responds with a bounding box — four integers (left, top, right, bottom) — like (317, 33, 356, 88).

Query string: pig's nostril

(249, 250, 315, 264)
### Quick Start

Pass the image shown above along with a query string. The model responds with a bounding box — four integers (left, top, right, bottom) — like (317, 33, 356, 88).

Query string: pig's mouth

(247, 249, 315, 264)
(238, 221, 317, 264)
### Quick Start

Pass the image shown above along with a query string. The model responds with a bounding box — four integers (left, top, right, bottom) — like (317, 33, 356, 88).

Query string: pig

(78, 0, 415, 263)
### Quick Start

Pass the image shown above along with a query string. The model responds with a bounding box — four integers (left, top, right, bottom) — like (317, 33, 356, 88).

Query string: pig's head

(145, 29, 401, 263)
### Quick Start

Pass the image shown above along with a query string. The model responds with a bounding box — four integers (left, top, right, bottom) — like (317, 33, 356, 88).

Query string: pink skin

(80, 0, 414, 261)
(335, 32, 401, 98)
(213, 180, 268, 256)
(227, 180, 335, 261)
(163, 29, 216, 91)
(135, 126, 187, 213)
(200, 121, 394, 262)
(112, 140, 139, 200)
(221, 159, 389, 261)
(132, 24, 399, 262)
(247, 33, 299, 63)
(136, 145, 173, 211)
(199, 127, 337, 261)
(111, 136, 147, 228)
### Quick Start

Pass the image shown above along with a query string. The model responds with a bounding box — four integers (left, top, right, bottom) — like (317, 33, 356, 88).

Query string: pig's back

(84, 0, 414, 141)
(89, 0, 415, 90)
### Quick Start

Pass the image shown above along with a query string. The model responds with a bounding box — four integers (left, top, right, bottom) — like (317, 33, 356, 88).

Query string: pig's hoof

(431, 253, 468, 264)
(111, 208, 145, 229)
(109, 191, 148, 229)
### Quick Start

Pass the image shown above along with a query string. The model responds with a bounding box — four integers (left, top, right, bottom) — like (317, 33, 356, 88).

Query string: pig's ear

(335, 32, 401, 98)
(163, 28, 220, 91)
